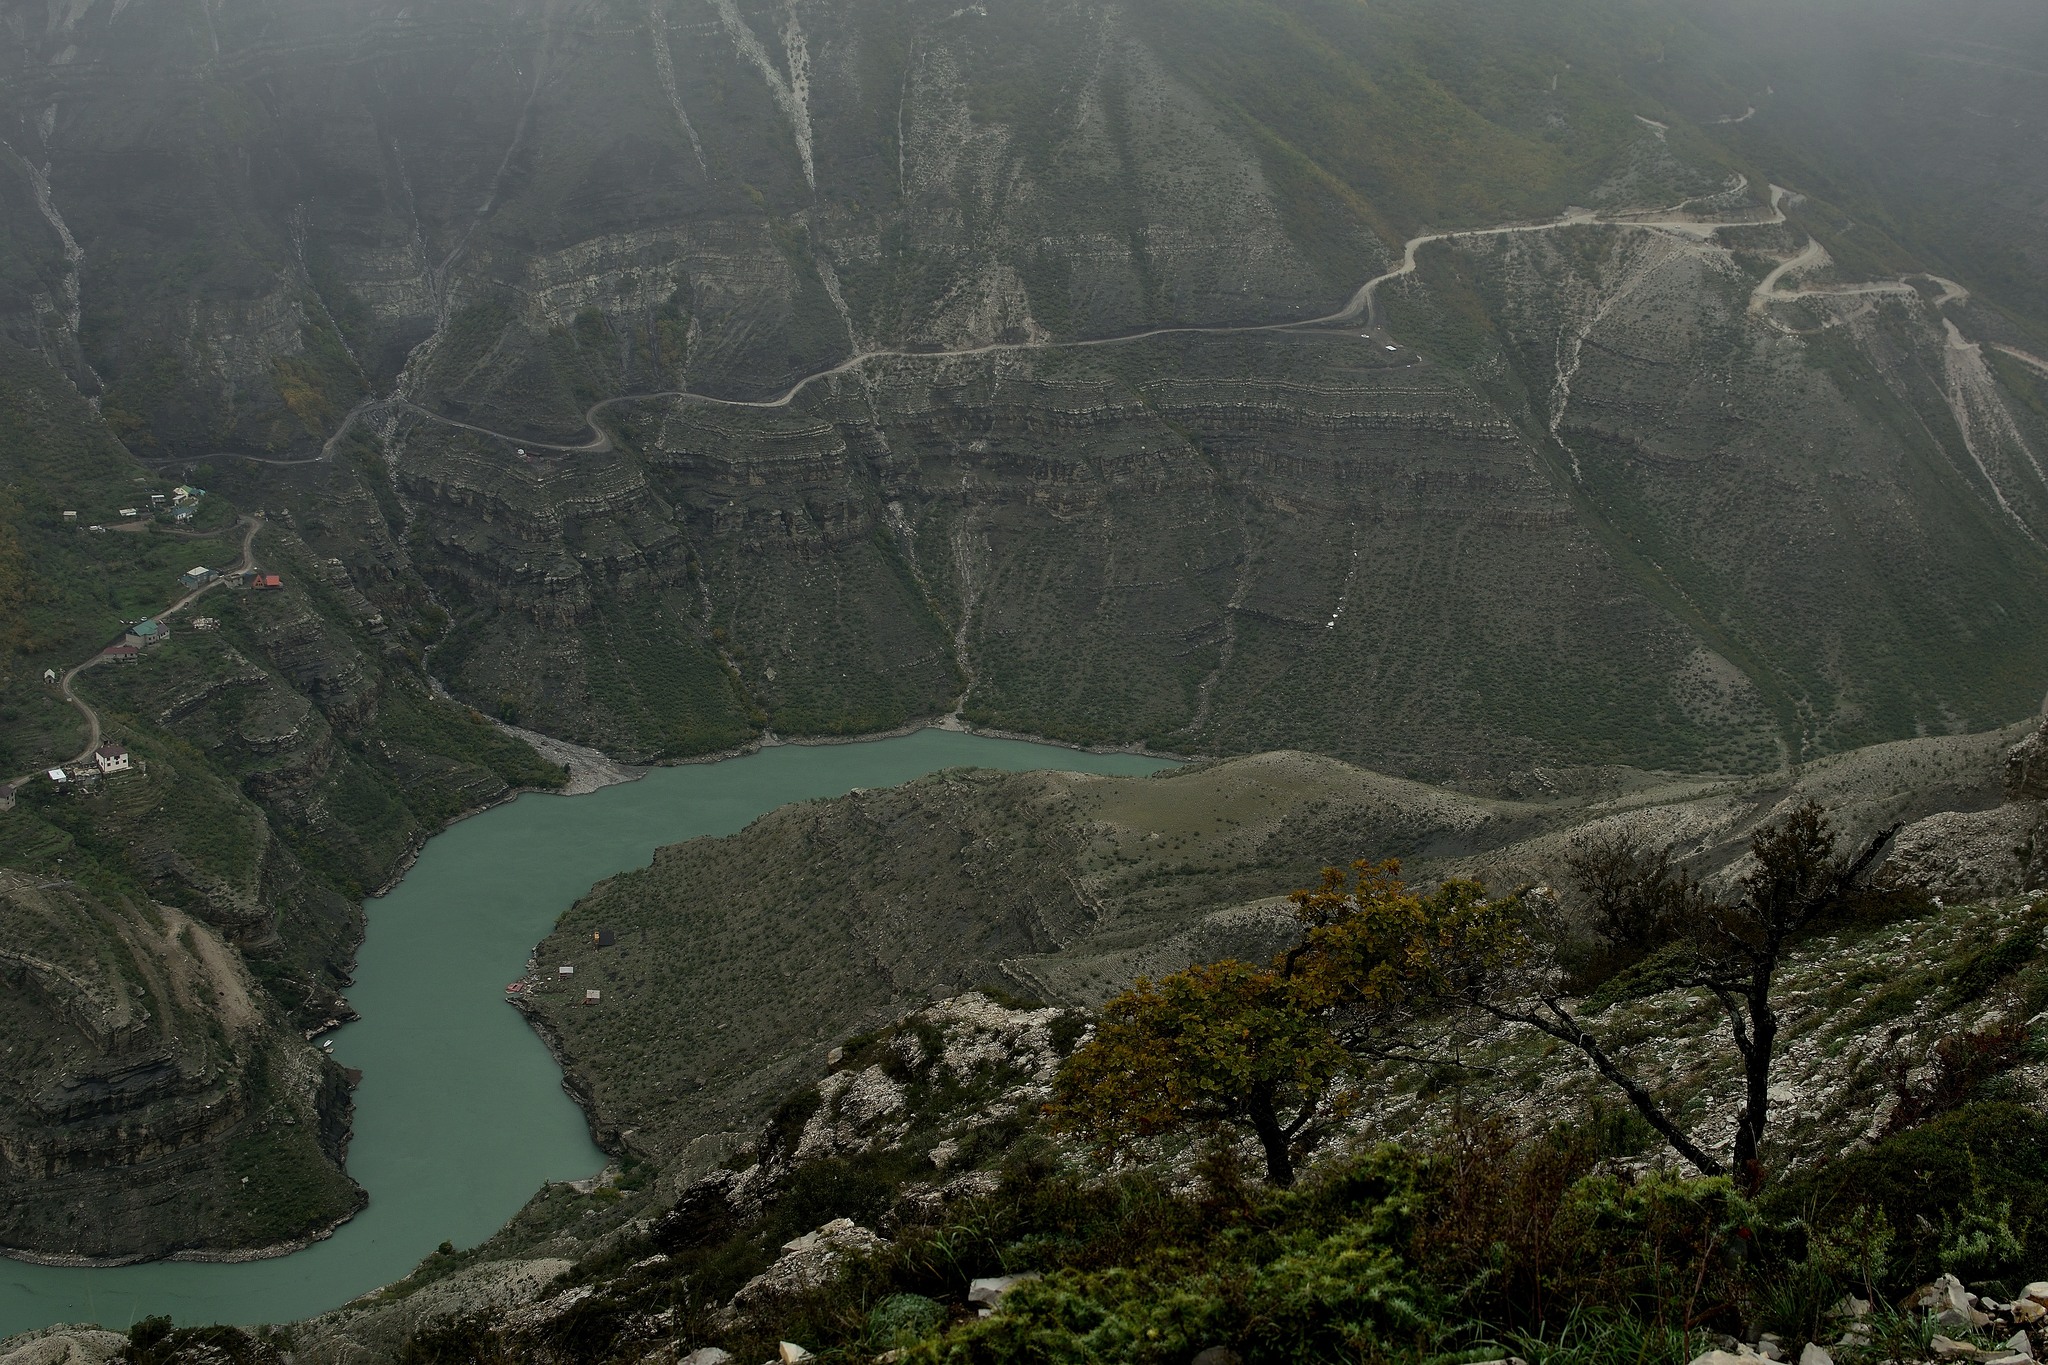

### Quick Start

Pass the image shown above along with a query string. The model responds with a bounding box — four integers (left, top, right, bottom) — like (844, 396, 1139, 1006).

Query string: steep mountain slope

(1698, 0, 2048, 342)
(5, 0, 2048, 1265)
(0, 342, 566, 1259)
(4, 0, 2045, 773)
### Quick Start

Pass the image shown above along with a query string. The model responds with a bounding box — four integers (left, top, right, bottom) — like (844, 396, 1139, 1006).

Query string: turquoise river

(0, 729, 1170, 1337)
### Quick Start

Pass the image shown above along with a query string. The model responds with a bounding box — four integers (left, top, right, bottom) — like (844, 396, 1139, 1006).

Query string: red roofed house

(254, 574, 283, 591)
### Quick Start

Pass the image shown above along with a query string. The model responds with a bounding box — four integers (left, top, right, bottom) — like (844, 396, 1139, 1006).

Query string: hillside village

(6, 484, 285, 801)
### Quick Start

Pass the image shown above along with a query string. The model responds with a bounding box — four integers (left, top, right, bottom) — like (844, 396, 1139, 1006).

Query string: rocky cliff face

(399, 218, 2048, 774)
(5, 0, 2047, 772)
(0, 870, 360, 1260)
(0, 347, 567, 1259)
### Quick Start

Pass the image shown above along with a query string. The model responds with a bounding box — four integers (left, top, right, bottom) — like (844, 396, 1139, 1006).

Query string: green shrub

(868, 1293, 947, 1349)
(1939, 1180, 2030, 1284)
(1763, 1102, 2048, 1289)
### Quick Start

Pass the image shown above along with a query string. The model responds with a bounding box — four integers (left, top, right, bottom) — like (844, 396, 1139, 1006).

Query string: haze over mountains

(1, 0, 2047, 1335)
(7, 0, 2048, 775)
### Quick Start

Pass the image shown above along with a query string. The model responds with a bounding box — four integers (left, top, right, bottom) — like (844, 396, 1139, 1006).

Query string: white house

(93, 743, 131, 774)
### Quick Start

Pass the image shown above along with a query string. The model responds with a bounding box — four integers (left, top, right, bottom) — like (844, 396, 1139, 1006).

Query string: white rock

(1921, 1273, 1994, 1329)
(681, 1351, 733, 1365)
(778, 1344, 811, 1364)
(726, 1220, 888, 1314)
(2014, 1301, 2046, 1324)
(1926, 1274, 1975, 1315)
(2025, 1282, 2048, 1306)
(1798, 1345, 1834, 1365)
(1930, 1336, 1985, 1359)
(967, 1273, 1040, 1309)
(1831, 1295, 1872, 1319)
(2003, 1332, 2035, 1361)
(1688, 1352, 1758, 1365)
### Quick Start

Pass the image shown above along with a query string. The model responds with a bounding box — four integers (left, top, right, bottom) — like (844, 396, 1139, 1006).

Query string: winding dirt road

(1994, 345, 2048, 381)
(166, 176, 1971, 473)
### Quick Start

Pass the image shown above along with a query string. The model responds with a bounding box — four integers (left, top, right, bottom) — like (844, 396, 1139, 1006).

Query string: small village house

(61, 510, 76, 522)
(124, 619, 166, 649)
(93, 743, 131, 774)
(182, 566, 217, 589)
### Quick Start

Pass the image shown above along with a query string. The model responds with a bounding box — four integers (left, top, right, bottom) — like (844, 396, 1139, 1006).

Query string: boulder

(1889, 805, 2047, 899)
(1798, 1345, 1834, 1365)
(725, 1219, 888, 1317)
(1915, 1274, 1993, 1328)
(777, 1345, 810, 1364)
(2005, 720, 2048, 801)
(1189, 1351, 1243, 1365)
(968, 1273, 1041, 1311)
(681, 1352, 733, 1365)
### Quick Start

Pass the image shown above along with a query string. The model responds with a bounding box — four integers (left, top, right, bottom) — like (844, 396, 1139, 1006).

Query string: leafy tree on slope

(1053, 804, 1910, 1188)
(1049, 865, 1517, 1186)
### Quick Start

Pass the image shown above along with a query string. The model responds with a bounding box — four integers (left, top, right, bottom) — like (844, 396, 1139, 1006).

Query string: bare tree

(1441, 804, 1907, 1181)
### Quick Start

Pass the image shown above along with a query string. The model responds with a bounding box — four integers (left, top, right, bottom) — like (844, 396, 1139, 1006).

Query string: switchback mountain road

(161, 180, 1976, 478)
